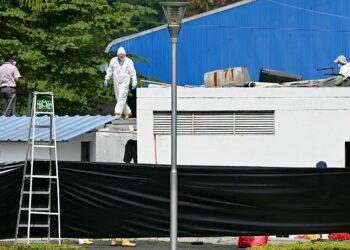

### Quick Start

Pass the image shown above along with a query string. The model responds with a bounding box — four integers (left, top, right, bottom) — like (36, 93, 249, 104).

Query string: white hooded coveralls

(105, 56, 137, 115)
(340, 63, 350, 79)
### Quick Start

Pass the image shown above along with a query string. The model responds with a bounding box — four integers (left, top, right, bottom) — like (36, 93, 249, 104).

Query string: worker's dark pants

(1, 86, 17, 116)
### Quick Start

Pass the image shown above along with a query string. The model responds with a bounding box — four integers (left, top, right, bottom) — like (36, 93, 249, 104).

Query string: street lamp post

(160, 2, 188, 250)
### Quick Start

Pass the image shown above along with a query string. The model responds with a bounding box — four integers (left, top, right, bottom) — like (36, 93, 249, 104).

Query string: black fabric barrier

(1, 161, 350, 239)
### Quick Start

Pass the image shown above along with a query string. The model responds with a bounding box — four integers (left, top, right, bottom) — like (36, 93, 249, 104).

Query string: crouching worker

(334, 55, 350, 79)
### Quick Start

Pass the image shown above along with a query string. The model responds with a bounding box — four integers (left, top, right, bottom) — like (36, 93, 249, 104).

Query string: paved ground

(3, 237, 307, 249)
(76, 237, 310, 249)
(84, 241, 237, 250)
(1, 238, 241, 249)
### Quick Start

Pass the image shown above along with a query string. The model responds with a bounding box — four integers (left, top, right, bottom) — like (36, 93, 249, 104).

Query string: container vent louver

(153, 111, 274, 135)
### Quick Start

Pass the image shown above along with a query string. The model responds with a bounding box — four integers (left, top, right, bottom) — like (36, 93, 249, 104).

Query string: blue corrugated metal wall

(108, 0, 350, 85)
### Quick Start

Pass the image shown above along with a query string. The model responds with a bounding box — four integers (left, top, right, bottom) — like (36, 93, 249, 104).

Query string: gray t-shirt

(0, 62, 21, 88)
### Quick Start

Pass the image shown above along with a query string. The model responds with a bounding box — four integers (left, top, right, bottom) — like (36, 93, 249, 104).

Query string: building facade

(137, 87, 350, 167)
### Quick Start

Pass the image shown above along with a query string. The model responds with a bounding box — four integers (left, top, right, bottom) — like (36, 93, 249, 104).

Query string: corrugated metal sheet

(107, 0, 350, 85)
(0, 115, 115, 142)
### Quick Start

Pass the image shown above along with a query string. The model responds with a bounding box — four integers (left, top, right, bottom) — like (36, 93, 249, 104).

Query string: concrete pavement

(84, 240, 237, 250)
(81, 236, 305, 249)
(4, 236, 306, 249)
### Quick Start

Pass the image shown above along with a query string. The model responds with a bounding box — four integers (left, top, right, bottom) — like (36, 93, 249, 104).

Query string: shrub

(0, 243, 85, 250)
(250, 241, 350, 250)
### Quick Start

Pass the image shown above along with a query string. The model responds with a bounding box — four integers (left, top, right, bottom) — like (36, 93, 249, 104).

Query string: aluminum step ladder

(15, 92, 61, 244)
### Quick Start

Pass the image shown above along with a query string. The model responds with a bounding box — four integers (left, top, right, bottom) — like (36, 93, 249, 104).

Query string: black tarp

(1, 161, 350, 239)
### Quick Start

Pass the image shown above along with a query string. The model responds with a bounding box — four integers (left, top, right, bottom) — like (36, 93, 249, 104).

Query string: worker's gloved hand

(131, 85, 137, 91)
(103, 80, 108, 88)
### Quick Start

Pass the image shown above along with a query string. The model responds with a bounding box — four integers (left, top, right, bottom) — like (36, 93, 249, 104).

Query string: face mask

(338, 64, 342, 68)
(12, 61, 16, 66)
(118, 57, 125, 63)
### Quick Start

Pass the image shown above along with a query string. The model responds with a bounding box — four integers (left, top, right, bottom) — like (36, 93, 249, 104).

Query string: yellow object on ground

(78, 239, 94, 245)
(122, 238, 135, 247)
(307, 234, 317, 240)
(85, 239, 94, 245)
(111, 238, 135, 247)
(111, 238, 119, 246)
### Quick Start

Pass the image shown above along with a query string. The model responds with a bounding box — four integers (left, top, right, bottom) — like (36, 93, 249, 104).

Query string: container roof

(0, 115, 115, 142)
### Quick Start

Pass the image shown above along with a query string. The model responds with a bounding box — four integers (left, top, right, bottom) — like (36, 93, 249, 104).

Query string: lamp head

(160, 2, 188, 41)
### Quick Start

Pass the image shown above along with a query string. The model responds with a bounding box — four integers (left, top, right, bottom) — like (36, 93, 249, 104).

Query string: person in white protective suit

(104, 47, 137, 119)
(334, 55, 350, 79)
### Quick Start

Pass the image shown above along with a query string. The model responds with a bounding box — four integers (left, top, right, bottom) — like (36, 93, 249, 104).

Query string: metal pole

(170, 39, 178, 250)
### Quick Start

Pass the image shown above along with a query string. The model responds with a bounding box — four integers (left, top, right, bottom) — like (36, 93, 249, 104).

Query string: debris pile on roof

(203, 66, 350, 88)
(269, 76, 350, 88)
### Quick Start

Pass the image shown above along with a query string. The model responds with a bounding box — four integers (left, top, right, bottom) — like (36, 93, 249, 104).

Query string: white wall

(137, 87, 350, 167)
(95, 131, 137, 163)
(0, 133, 95, 163)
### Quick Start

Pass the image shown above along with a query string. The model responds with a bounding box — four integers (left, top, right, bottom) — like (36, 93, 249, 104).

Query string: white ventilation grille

(235, 112, 275, 135)
(153, 113, 193, 135)
(154, 111, 274, 135)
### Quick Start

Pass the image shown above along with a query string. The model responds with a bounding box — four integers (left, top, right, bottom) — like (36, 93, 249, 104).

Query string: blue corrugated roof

(106, 0, 350, 84)
(0, 115, 115, 142)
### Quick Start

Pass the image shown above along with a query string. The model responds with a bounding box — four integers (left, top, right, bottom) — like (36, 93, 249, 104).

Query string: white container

(204, 66, 251, 87)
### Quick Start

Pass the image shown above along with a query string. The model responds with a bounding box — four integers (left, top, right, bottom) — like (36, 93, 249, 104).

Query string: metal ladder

(15, 92, 61, 244)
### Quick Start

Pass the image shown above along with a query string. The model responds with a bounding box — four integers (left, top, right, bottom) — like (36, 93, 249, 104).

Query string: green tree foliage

(0, 243, 85, 250)
(16, 0, 46, 11)
(118, 0, 243, 31)
(0, 0, 154, 115)
(113, 0, 164, 30)
(186, 0, 242, 16)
